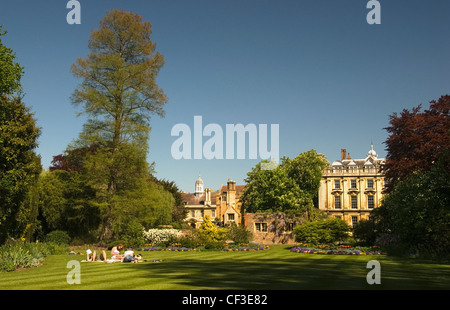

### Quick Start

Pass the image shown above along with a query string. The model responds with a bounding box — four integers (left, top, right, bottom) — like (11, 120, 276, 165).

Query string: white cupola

(367, 144, 378, 158)
(195, 174, 204, 196)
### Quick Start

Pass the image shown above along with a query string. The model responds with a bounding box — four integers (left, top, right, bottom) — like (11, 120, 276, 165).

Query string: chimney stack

(341, 149, 347, 161)
(227, 179, 236, 191)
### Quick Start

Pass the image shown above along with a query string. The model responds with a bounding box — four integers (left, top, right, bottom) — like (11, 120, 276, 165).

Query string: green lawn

(1, 245, 449, 290)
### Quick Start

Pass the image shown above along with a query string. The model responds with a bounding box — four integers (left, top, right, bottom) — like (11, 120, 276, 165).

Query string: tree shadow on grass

(128, 256, 371, 290)
(126, 251, 450, 290)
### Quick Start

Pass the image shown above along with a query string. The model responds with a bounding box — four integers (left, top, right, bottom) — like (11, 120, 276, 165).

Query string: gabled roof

(218, 184, 246, 196)
(330, 147, 385, 168)
(181, 191, 218, 206)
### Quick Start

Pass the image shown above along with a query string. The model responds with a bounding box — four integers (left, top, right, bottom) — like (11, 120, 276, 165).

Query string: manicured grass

(0, 245, 448, 290)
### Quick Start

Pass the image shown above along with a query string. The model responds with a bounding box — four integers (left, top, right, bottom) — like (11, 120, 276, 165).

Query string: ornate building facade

(318, 146, 386, 226)
(181, 176, 244, 228)
(216, 179, 245, 226)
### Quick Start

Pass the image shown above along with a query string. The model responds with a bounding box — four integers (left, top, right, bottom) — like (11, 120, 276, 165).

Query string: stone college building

(318, 146, 386, 226)
(181, 146, 386, 237)
(181, 175, 244, 228)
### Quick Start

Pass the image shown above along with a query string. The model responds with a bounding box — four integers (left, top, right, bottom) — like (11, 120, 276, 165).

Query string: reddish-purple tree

(50, 145, 98, 172)
(383, 95, 450, 192)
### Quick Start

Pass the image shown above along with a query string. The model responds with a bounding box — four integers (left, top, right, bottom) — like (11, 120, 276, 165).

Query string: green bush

(352, 219, 377, 246)
(44, 242, 70, 255)
(203, 241, 225, 250)
(121, 222, 146, 249)
(294, 218, 351, 244)
(178, 234, 199, 249)
(45, 230, 71, 245)
(227, 223, 253, 244)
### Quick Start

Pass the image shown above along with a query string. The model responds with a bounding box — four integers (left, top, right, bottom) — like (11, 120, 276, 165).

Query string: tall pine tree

(70, 10, 168, 239)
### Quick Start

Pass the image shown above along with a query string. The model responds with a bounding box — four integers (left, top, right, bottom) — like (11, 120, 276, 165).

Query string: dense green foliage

(241, 162, 307, 213)
(226, 222, 253, 244)
(293, 218, 351, 244)
(281, 150, 328, 204)
(44, 230, 71, 245)
(372, 97, 450, 259)
(36, 169, 100, 242)
(0, 26, 24, 96)
(0, 31, 41, 243)
(240, 149, 328, 214)
(40, 155, 177, 244)
(155, 179, 187, 226)
(352, 219, 378, 246)
(372, 158, 450, 259)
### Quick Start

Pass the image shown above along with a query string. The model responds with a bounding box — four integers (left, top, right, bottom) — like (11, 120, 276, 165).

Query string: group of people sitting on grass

(85, 244, 143, 263)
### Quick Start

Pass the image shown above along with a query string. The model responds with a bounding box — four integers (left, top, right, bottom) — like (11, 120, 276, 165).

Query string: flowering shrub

(142, 229, 182, 246)
(196, 215, 227, 244)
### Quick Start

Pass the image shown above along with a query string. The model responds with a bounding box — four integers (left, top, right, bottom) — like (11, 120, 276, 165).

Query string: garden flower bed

(290, 243, 382, 255)
(223, 243, 270, 252)
(135, 242, 270, 252)
(136, 246, 197, 252)
(0, 242, 66, 272)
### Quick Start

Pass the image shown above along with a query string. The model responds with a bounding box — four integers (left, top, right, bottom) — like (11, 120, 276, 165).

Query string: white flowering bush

(143, 229, 182, 246)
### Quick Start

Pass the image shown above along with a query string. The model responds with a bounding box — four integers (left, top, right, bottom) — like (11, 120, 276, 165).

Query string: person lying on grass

(122, 249, 143, 263)
(86, 249, 108, 262)
(85, 248, 143, 263)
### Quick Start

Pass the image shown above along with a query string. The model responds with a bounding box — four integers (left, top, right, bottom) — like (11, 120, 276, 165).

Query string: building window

(352, 216, 358, 226)
(334, 179, 341, 189)
(211, 210, 216, 218)
(228, 213, 235, 221)
(367, 179, 374, 188)
(191, 210, 195, 218)
(350, 179, 357, 189)
(351, 196, 357, 209)
(285, 222, 294, 231)
(334, 195, 341, 209)
(201, 210, 204, 218)
(368, 195, 374, 209)
(255, 223, 268, 232)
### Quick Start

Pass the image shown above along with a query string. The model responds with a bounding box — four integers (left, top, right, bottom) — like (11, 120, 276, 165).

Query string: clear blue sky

(1, 0, 449, 192)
